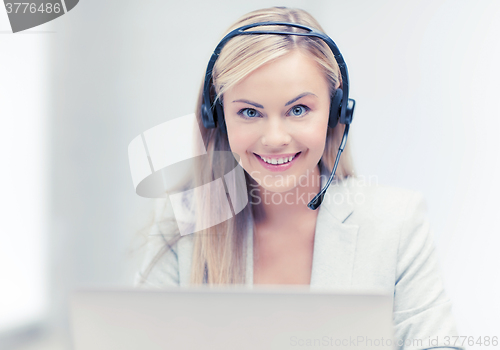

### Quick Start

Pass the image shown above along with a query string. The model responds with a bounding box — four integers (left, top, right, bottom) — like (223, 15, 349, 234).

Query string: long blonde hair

(139, 7, 356, 286)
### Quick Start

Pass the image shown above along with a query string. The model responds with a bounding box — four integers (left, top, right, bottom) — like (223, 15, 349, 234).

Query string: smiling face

(223, 50, 331, 193)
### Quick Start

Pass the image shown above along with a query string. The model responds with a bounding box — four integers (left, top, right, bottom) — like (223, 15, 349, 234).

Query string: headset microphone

(201, 22, 356, 210)
(307, 99, 354, 210)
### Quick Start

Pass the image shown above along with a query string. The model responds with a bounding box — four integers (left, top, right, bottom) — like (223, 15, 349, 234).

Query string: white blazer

(136, 176, 462, 350)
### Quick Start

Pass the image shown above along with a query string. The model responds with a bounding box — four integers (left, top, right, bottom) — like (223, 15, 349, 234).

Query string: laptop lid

(69, 286, 394, 350)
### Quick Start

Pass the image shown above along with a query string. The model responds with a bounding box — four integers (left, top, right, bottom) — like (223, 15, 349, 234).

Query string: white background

(1, 0, 499, 348)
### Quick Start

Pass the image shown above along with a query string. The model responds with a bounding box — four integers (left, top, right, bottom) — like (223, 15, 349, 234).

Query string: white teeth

(259, 154, 296, 165)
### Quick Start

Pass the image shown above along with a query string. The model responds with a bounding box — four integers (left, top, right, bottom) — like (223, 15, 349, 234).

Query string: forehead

(225, 50, 330, 100)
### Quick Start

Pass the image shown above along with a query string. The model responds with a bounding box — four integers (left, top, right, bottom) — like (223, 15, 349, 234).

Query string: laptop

(69, 285, 394, 350)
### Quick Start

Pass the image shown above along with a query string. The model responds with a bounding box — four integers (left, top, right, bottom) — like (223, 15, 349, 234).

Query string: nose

(260, 117, 292, 147)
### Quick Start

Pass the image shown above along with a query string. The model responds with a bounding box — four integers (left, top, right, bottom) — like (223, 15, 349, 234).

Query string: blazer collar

(309, 175, 360, 289)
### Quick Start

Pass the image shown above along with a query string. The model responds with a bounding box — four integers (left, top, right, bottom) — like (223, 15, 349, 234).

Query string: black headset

(201, 22, 356, 210)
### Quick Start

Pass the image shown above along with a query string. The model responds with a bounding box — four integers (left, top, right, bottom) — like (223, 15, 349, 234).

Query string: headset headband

(202, 22, 353, 129)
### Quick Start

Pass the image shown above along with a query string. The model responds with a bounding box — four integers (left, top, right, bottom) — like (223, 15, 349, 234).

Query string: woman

(136, 6, 461, 349)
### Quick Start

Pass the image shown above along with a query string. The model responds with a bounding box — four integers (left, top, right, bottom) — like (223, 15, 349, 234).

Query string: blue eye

(290, 105, 309, 117)
(238, 108, 260, 119)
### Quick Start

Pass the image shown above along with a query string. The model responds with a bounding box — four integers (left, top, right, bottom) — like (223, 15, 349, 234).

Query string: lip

(254, 151, 301, 172)
(254, 152, 299, 159)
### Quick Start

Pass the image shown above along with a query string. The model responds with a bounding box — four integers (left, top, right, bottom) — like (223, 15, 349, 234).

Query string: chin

(253, 174, 300, 194)
(260, 184, 296, 194)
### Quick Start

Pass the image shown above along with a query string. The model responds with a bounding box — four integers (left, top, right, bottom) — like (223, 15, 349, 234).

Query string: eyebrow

(285, 92, 317, 106)
(232, 92, 317, 109)
(232, 99, 264, 109)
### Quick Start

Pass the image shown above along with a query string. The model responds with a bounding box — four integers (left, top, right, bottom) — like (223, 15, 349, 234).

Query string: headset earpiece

(329, 88, 343, 128)
(343, 98, 355, 125)
(215, 98, 226, 133)
(202, 76, 223, 130)
(201, 103, 215, 129)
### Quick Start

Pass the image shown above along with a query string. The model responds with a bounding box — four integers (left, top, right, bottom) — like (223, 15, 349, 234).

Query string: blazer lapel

(310, 178, 360, 289)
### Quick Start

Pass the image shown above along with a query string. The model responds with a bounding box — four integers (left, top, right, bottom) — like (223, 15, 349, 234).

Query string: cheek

(226, 125, 254, 160)
(304, 135, 327, 167)
(300, 119, 329, 157)
(311, 132, 328, 154)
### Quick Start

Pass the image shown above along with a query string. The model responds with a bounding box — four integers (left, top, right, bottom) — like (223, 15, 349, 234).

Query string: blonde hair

(138, 7, 356, 286)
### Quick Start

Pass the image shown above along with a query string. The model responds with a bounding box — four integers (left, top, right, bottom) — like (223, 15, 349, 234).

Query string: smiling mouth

(253, 151, 301, 165)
